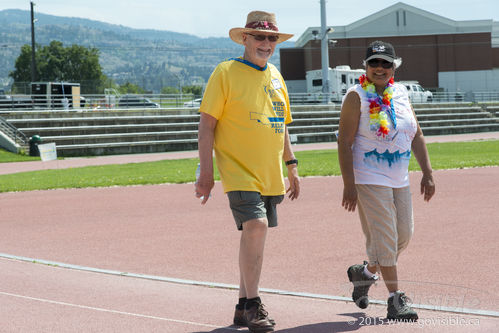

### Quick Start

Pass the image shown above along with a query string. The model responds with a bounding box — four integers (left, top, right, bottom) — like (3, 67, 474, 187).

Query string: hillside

(0, 9, 292, 92)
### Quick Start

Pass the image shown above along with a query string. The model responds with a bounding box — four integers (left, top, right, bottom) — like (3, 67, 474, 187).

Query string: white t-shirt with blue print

(344, 83, 417, 188)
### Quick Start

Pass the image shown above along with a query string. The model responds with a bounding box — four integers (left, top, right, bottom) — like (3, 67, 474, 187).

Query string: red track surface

(1, 165, 498, 331)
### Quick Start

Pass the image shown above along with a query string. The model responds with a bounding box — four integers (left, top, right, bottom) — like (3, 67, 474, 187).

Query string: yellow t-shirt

(200, 59, 292, 195)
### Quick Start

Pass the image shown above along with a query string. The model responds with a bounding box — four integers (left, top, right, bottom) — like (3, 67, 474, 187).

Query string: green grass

(0, 149, 40, 163)
(414, 140, 499, 170)
(293, 140, 499, 177)
(0, 140, 498, 193)
(0, 158, 206, 192)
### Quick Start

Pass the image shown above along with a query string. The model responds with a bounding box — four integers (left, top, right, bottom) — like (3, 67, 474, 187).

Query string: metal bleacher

(1, 102, 498, 157)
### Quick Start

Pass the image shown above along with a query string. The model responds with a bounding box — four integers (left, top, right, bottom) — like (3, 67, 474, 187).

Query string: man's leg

(238, 218, 274, 332)
(232, 192, 281, 329)
(239, 218, 268, 299)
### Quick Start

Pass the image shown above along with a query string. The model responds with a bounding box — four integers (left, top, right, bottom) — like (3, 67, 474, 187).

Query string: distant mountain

(0, 9, 293, 93)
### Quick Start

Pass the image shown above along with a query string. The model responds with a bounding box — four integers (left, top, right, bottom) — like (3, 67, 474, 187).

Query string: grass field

(0, 140, 498, 193)
(0, 149, 40, 163)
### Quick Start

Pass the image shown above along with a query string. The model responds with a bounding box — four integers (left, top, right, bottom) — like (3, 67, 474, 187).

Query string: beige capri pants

(356, 184, 414, 267)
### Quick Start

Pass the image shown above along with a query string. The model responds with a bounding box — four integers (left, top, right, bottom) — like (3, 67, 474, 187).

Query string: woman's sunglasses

(246, 33, 279, 42)
(367, 59, 393, 69)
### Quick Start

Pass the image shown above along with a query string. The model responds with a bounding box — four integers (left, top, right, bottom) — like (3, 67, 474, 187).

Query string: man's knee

(242, 218, 268, 235)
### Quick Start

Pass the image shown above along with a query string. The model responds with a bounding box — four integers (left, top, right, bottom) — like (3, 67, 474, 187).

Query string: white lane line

(1, 253, 499, 319)
(0, 290, 235, 330)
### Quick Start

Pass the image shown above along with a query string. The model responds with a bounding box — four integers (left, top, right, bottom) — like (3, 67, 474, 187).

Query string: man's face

(242, 32, 278, 67)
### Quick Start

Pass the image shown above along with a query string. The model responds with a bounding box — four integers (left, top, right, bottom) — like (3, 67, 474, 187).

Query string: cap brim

(229, 27, 294, 45)
(365, 54, 396, 62)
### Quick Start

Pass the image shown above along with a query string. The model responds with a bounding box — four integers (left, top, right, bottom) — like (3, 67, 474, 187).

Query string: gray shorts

(227, 191, 284, 230)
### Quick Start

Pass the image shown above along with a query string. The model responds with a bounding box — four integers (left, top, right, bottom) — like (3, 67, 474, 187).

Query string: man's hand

(286, 166, 300, 200)
(195, 174, 214, 205)
(197, 112, 217, 205)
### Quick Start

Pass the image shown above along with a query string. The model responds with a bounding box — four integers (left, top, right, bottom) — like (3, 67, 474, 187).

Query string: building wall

(439, 69, 499, 92)
(280, 32, 494, 91)
(493, 48, 499, 67)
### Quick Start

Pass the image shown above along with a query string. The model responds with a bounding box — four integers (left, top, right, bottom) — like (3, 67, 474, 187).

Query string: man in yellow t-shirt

(195, 10, 300, 333)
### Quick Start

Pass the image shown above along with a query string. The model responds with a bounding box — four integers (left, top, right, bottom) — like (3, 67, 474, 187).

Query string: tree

(9, 40, 108, 94)
(161, 86, 180, 94)
(182, 85, 203, 96)
(118, 82, 145, 94)
(9, 45, 33, 84)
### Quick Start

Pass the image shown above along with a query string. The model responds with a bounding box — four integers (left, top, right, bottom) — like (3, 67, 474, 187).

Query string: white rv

(305, 66, 365, 102)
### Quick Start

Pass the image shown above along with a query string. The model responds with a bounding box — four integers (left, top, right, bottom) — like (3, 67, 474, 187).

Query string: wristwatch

(285, 159, 298, 166)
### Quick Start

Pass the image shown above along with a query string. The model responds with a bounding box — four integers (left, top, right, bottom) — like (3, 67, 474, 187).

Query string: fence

(0, 93, 203, 111)
(0, 91, 499, 111)
(288, 91, 499, 105)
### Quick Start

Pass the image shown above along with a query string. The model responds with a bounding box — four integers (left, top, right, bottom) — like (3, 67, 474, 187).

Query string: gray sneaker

(387, 291, 418, 322)
(347, 261, 378, 309)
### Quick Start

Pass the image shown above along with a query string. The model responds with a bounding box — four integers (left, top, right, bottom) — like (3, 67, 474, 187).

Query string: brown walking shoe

(243, 301, 274, 333)
(234, 305, 275, 327)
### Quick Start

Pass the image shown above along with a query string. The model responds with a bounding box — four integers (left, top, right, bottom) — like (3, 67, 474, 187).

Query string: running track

(1, 164, 498, 331)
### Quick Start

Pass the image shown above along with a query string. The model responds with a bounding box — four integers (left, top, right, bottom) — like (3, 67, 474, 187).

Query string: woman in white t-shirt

(338, 40, 435, 322)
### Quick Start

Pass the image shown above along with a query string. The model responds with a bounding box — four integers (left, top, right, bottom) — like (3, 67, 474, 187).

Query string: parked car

(400, 81, 433, 103)
(183, 98, 202, 107)
(0, 88, 33, 109)
(117, 95, 159, 108)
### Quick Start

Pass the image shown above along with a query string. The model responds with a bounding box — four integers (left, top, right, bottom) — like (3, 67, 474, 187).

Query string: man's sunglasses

(246, 33, 279, 42)
(367, 59, 393, 69)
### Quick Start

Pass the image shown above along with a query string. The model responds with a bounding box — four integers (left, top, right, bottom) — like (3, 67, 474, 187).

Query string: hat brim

(364, 55, 402, 69)
(365, 54, 396, 62)
(229, 27, 293, 45)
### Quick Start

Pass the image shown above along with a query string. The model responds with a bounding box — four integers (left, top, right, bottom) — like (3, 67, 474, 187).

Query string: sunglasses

(367, 59, 394, 69)
(246, 33, 279, 42)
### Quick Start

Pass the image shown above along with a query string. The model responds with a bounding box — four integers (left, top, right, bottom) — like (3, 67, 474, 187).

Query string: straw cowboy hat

(229, 10, 294, 45)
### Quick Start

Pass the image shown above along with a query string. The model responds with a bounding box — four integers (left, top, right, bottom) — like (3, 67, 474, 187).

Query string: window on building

(312, 79, 322, 87)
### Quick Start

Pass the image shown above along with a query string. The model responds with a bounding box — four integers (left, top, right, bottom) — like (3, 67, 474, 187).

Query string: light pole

(320, 0, 333, 104)
(30, 1, 37, 83)
(172, 73, 183, 106)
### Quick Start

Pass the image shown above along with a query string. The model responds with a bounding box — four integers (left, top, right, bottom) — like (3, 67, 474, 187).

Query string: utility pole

(320, 0, 332, 104)
(30, 1, 37, 82)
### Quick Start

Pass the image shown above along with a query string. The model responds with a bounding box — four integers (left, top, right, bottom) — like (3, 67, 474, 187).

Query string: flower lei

(359, 74, 396, 137)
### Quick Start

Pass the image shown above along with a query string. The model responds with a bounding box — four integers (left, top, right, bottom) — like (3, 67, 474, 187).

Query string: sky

(1, 0, 498, 41)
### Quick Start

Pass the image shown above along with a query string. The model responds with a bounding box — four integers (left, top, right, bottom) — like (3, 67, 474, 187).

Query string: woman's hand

(342, 184, 358, 212)
(420, 173, 435, 202)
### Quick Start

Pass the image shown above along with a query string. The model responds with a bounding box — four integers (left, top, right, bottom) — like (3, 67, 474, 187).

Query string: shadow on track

(193, 312, 390, 332)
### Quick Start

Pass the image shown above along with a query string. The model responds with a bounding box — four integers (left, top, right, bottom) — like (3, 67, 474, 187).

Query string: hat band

(245, 20, 278, 32)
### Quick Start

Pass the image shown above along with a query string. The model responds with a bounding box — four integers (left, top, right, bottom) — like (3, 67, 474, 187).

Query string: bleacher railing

(0, 91, 498, 110)
(0, 115, 28, 145)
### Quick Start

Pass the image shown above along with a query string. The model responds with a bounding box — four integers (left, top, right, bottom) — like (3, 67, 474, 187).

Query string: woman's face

(366, 58, 395, 88)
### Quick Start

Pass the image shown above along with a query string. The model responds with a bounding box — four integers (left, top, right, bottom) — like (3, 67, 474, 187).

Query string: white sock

(363, 265, 378, 279)
(389, 291, 396, 298)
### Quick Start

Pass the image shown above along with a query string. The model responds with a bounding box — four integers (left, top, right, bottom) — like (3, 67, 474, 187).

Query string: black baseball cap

(365, 41, 397, 62)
